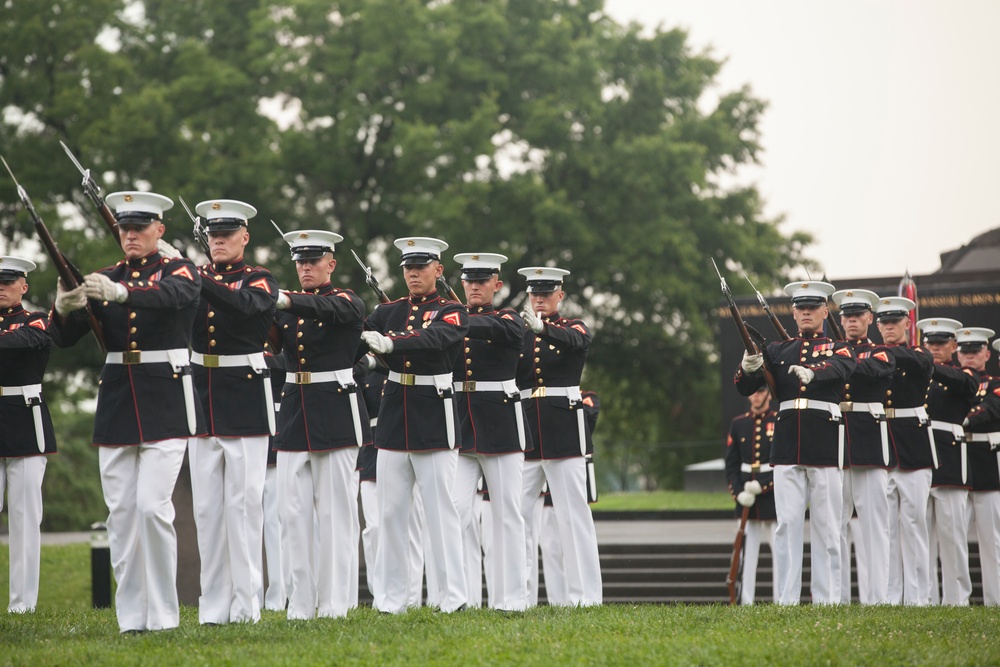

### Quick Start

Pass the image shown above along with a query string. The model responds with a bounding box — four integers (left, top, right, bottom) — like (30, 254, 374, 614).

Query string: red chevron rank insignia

(442, 312, 461, 326)
(874, 351, 889, 363)
(501, 313, 515, 321)
(171, 266, 195, 281)
(28, 318, 47, 330)
(249, 278, 272, 294)
(336, 292, 353, 300)
(571, 324, 588, 334)
(835, 347, 851, 357)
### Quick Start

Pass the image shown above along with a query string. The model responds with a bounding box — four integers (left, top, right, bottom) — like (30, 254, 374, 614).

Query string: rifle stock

(744, 274, 791, 342)
(438, 276, 461, 303)
(727, 504, 751, 605)
(1, 156, 107, 352)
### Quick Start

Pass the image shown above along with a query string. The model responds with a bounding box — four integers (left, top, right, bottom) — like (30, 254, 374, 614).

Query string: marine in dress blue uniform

(919, 318, 977, 606)
(875, 296, 935, 606)
(962, 329, 1000, 606)
(188, 199, 278, 624)
(272, 229, 371, 619)
(0, 257, 56, 613)
(724, 386, 777, 605)
(450, 252, 529, 611)
(361, 237, 469, 614)
(51, 191, 205, 633)
(516, 266, 602, 607)
(832, 289, 895, 604)
(736, 281, 856, 605)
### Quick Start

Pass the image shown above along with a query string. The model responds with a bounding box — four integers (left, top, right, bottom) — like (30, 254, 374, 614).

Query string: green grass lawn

(593, 490, 733, 511)
(2, 543, 999, 665)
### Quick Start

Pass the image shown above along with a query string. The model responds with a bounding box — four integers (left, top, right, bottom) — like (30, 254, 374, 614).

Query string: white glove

(963, 417, 970, 428)
(522, 309, 545, 334)
(741, 350, 763, 373)
(156, 239, 182, 259)
(365, 354, 378, 370)
(83, 273, 128, 303)
(276, 291, 291, 310)
(788, 365, 815, 385)
(361, 330, 394, 354)
(736, 491, 756, 508)
(744, 480, 763, 496)
(54, 280, 88, 315)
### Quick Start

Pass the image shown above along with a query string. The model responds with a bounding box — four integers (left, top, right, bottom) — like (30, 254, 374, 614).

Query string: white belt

(884, 406, 928, 421)
(454, 379, 519, 394)
(106, 348, 189, 369)
(1, 384, 45, 453)
(968, 432, 1000, 446)
(193, 351, 266, 369)
(839, 401, 885, 417)
(370, 417, 378, 428)
(520, 385, 581, 401)
(0, 384, 42, 398)
(930, 420, 965, 439)
(286, 367, 363, 446)
(778, 398, 842, 419)
(740, 463, 773, 473)
(388, 371, 456, 449)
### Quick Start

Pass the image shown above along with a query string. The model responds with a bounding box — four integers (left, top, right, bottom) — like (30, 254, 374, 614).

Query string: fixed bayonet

(178, 196, 210, 255)
(58, 140, 121, 245)
(743, 274, 790, 341)
(351, 249, 389, 304)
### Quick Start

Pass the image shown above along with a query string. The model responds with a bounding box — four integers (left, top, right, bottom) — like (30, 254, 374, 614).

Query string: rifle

(743, 274, 790, 342)
(820, 273, 845, 341)
(712, 258, 776, 397)
(350, 249, 390, 305)
(437, 275, 461, 303)
(727, 504, 750, 605)
(1, 156, 107, 352)
(58, 141, 121, 249)
(179, 196, 211, 256)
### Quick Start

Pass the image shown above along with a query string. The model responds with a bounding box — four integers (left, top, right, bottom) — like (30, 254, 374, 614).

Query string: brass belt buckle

(123, 350, 141, 365)
(398, 373, 416, 386)
(462, 381, 476, 392)
(839, 401, 853, 412)
(0, 387, 4, 396)
(531, 387, 547, 399)
(793, 397, 809, 410)
(295, 371, 312, 384)
(202, 354, 220, 368)
(884, 408, 896, 419)
(750, 461, 761, 473)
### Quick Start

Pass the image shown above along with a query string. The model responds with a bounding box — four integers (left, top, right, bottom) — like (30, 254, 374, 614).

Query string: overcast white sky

(603, 0, 1000, 280)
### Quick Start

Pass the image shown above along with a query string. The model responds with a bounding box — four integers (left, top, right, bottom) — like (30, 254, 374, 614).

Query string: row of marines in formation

(0, 192, 601, 631)
(727, 281, 1000, 606)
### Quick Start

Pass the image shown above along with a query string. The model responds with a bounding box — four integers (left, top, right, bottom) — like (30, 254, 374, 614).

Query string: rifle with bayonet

(351, 249, 390, 305)
(743, 274, 791, 342)
(821, 274, 846, 341)
(1, 156, 107, 353)
(58, 141, 122, 249)
(711, 259, 776, 397)
(179, 196, 211, 256)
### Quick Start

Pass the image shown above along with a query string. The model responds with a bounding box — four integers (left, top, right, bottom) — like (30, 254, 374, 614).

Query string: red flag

(898, 269, 918, 347)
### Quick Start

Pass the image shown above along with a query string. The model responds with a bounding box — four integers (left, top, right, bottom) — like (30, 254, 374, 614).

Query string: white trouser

(360, 480, 379, 600)
(189, 435, 268, 624)
(463, 486, 484, 608)
(375, 449, 467, 613)
(538, 498, 567, 605)
(842, 467, 890, 604)
(773, 465, 843, 605)
(98, 439, 187, 632)
(261, 465, 286, 611)
(1, 456, 47, 613)
(971, 491, 1000, 606)
(741, 519, 776, 605)
(887, 468, 932, 605)
(455, 453, 528, 611)
(521, 458, 602, 606)
(929, 487, 971, 606)
(405, 487, 434, 607)
(277, 448, 359, 619)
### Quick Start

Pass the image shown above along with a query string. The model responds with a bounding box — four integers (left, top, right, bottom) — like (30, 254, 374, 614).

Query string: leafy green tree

(1, 0, 812, 511)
